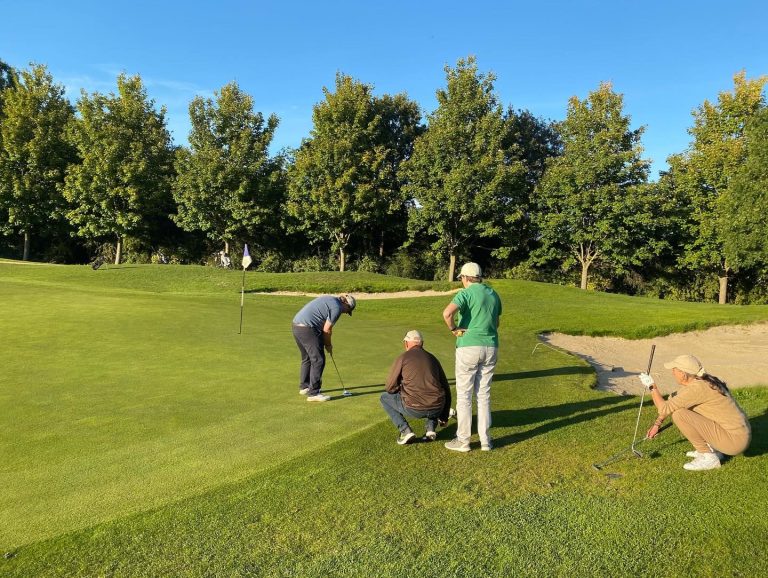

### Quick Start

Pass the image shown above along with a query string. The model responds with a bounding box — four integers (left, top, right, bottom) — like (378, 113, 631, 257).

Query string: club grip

(646, 344, 656, 374)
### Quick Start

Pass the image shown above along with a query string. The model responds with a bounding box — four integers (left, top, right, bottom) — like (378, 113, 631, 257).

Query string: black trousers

(292, 324, 325, 395)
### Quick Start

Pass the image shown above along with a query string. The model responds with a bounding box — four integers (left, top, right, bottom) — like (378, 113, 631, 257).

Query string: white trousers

(455, 346, 497, 446)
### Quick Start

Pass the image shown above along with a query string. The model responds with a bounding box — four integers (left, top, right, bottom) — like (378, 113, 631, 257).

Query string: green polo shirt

(452, 282, 502, 348)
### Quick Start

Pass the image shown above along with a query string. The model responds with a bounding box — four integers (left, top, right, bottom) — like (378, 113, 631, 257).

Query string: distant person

(641, 354, 751, 471)
(442, 262, 502, 452)
(292, 294, 356, 402)
(380, 330, 452, 445)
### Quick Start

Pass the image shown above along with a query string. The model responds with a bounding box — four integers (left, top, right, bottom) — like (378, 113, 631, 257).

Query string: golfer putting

(291, 294, 356, 402)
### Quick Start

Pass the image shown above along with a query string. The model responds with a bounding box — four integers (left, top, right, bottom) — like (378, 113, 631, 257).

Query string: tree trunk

(339, 247, 346, 272)
(115, 237, 122, 265)
(580, 261, 590, 290)
(22, 231, 30, 261)
(379, 231, 384, 258)
(224, 240, 230, 255)
(718, 259, 731, 305)
(448, 254, 456, 282)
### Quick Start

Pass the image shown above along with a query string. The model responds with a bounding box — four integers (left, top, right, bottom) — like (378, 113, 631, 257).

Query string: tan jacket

(660, 379, 751, 433)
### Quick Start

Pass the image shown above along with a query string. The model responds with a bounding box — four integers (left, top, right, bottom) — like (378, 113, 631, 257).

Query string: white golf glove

(639, 373, 655, 389)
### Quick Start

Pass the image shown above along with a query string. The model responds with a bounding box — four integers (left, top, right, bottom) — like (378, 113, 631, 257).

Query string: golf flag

(242, 244, 252, 270)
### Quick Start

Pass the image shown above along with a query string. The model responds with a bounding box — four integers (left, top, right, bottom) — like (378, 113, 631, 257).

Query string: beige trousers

(672, 409, 751, 455)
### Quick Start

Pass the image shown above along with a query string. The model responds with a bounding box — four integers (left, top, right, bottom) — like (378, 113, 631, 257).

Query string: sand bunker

(541, 323, 768, 396)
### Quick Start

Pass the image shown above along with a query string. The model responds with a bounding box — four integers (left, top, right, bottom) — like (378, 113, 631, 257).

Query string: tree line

(1, 57, 766, 304)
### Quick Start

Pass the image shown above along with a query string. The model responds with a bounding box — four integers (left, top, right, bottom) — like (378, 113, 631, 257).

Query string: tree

(666, 71, 767, 303)
(63, 74, 175, 264)
(720, 107, 768, 270)
(403, 57, 525, 280)
(0, 63, 77, 260)
(287, 73, 391, 271)
(533, 82, 652, 290)
(172, 81, 283, 257)
(499, 107, 562, 261)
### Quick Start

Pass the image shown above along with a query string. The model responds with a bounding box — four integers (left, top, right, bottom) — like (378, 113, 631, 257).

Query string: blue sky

(2, 0, 766, 179)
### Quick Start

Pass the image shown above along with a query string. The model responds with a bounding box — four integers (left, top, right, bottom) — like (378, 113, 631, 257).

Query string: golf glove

(639, 373, 655, 389)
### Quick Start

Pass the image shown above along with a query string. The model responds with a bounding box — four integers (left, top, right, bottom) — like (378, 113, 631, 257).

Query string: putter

(592, 344, 656, 471)
(329, 352, 352, 397)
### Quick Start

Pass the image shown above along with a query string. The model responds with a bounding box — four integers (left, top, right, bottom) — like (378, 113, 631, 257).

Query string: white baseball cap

(458, 262, 482, 279)
(403, 330, 423, 342)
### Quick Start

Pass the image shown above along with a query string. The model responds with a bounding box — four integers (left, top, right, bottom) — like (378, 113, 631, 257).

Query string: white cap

(403, 330, 423, 343)
(458, 262, 482, 279)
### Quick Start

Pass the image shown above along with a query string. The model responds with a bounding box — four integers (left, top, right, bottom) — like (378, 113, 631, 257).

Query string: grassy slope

(1, 262, 767, 576)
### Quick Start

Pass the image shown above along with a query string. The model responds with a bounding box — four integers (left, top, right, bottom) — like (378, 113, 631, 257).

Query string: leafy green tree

(0, 63, 77, 260)
(287, 73, 391, 271)
(403, 57, 525, 280)
(63, 74, 175, 264)
(172, 81, 282, 258)
(720, 106, 768, 271)
(500, 107, 562, 261)
(533, 82, 652, 290)
(666, 71, 767, 303)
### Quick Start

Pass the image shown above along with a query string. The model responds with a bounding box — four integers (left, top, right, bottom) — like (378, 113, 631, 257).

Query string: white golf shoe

(686, 449, 725, 460)
(683, 452, 721, 471)
(307, 393, 330, 402)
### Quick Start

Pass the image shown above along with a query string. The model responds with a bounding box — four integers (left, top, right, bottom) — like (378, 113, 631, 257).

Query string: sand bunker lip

(255, 289, 459, 300)
(540, 322, 768, 396)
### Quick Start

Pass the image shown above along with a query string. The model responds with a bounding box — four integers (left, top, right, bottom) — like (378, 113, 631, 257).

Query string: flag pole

(239, 243, 252, 334)
(239, 267, 246, 334)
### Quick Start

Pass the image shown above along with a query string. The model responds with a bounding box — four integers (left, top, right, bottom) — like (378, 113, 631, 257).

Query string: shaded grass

(1, 264, 767, 576)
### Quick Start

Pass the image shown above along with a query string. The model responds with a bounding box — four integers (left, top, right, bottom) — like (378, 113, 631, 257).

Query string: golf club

(630, 344, 656, 457)
(329, 352, 352, 397)
(592, 344, 655, 470)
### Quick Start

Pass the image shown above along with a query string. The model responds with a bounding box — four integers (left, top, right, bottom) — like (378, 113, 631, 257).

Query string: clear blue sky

(2, 0, 767, 179)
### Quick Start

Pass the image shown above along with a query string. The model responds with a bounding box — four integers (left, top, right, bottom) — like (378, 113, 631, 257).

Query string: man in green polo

(441, 262, 502, 452)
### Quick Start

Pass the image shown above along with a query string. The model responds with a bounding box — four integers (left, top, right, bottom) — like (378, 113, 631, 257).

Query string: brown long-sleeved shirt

(385, 347, 451, 419)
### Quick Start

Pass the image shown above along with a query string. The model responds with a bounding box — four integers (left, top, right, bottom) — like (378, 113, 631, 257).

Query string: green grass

(1, 261, 767, 576)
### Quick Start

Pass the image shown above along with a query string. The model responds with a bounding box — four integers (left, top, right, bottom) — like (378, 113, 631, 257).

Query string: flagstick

(238, 267, 246, 334)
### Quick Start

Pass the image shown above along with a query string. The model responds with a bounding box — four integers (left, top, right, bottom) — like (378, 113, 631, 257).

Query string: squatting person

(380, 330, 452, 445)
(640, 354, 751, 471)
(442, 262, 502, 452)
(291, 294, 356, 402)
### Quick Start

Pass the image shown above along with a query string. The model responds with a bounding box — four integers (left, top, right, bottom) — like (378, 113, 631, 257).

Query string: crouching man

(380, 330, 452, 445)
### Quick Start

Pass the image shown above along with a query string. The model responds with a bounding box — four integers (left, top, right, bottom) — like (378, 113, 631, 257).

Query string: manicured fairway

(1, 262, 767, 576)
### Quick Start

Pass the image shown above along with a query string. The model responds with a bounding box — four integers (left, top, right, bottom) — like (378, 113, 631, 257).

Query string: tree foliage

(173, 81, 283, 257)
(720, 106, 768, 270)
(403, 57, 525, 280)
(287, 73, 417, 271)
(533, 82, 652, 289)
(63, 74, 175, 264)
(0, 63, 76, 260)
(666, 71, 767, 303)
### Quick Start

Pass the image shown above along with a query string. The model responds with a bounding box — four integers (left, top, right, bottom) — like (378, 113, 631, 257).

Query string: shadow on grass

(494, 365, 593, 382)
(492, 396, 635, 449)
(744, 410, 768, 458)
(324, 383, 384, 398)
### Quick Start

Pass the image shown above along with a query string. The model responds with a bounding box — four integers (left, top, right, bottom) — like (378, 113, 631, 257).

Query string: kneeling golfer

(292, 294, 356, 402)
(380, 330, 452, 444)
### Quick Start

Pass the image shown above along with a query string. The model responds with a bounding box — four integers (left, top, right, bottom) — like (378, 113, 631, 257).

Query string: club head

(632, 449, 644, 458)
(342, 390, 353, 397)
(592, 463, 603, 471)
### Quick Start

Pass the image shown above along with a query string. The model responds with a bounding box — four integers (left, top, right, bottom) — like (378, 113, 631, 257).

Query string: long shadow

(744, 410, 768, 458)
(324, 383, 384, 399)
(494, 365, 593, 381)
(491, 396, 635, 449)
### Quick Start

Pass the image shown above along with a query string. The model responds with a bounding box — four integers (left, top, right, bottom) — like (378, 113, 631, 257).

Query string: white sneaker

(444, 438, 470, 452)
(307, 393, 330, 402)
(398, 431, 416, 445)
(683, 452, 721, 471)
(481, 441, 493, 451)
(299, 388, 310, 395)
(424, 431, 437, 441)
